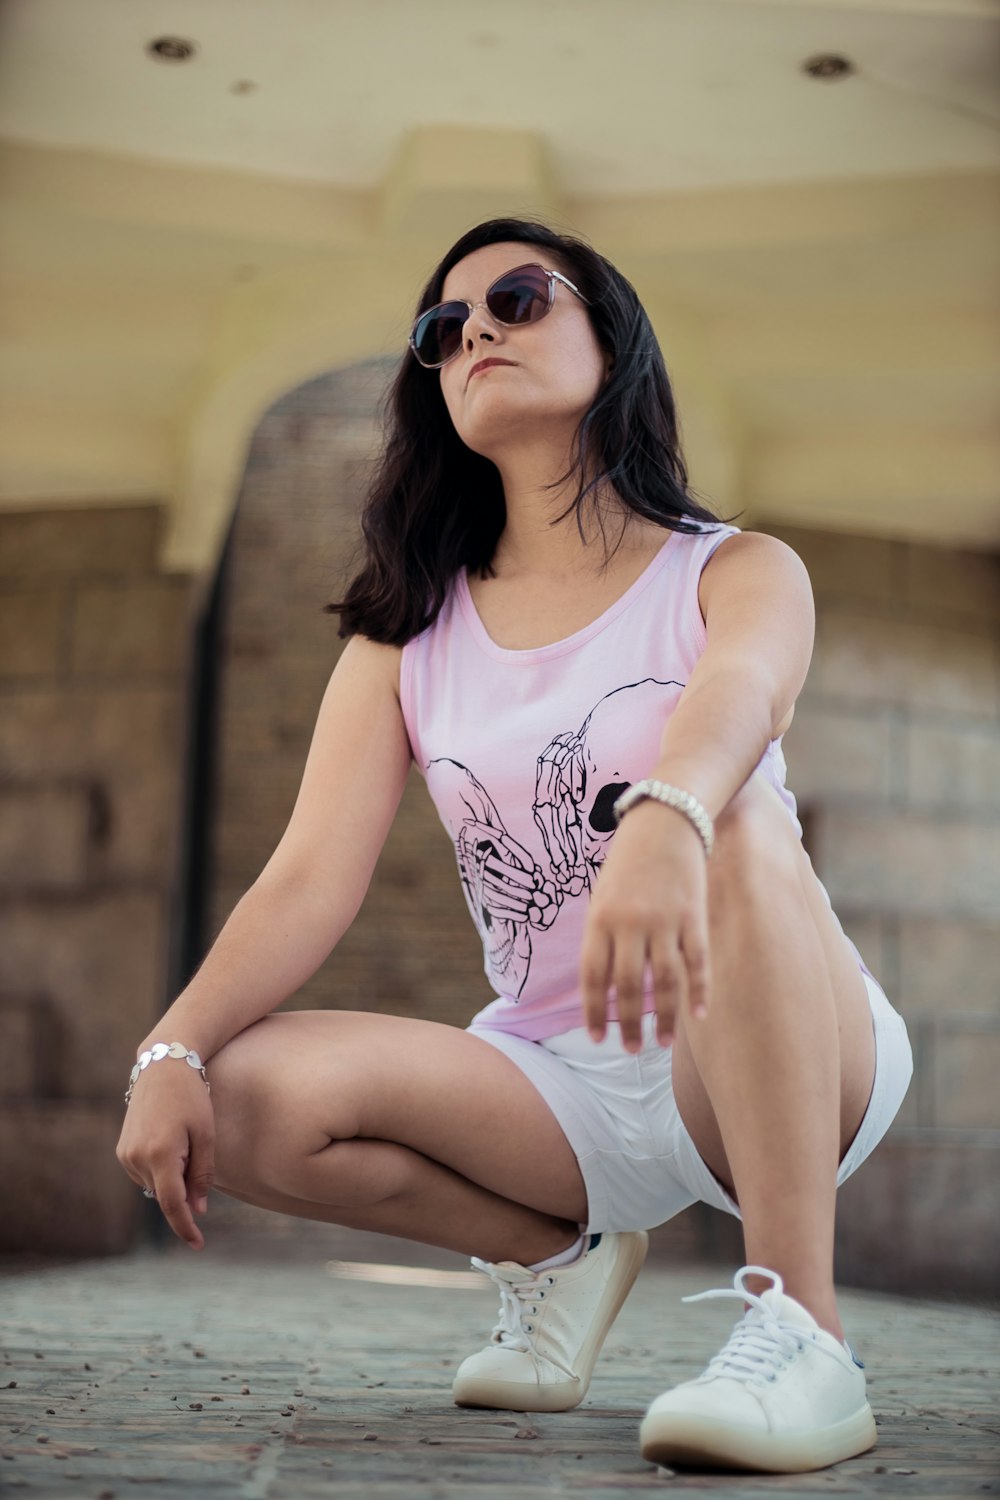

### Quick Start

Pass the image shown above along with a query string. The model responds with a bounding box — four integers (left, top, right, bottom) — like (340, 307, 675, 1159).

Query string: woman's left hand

(579, 801, 712, 1052)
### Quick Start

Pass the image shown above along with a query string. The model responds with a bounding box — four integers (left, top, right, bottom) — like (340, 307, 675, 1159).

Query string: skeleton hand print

(534, 729, 589, 897)
(534, 679, 685, 896)
(429, 758, 560, 998)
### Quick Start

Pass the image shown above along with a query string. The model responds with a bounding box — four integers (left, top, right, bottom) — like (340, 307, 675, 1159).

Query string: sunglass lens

(487, 266, 551, 325)
(412, 302, 467, 367)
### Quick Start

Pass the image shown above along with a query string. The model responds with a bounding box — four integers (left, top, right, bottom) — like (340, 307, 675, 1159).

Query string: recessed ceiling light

(802, 53, 855, 82)
(147, 37, 198, 63)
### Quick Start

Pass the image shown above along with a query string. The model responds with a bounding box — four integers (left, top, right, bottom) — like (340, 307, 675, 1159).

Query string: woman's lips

(467, 358, 516, 385)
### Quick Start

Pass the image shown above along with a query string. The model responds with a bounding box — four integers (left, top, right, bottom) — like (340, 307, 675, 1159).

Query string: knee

(208, 1027, 278, 1190)
(206, 1019, 276, 1133)
(708, 773, 802, 895)
(208, 1019, 358, 1192)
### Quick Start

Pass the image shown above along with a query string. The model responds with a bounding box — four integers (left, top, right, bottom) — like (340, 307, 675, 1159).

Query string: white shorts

(466, 972, 913, 1235)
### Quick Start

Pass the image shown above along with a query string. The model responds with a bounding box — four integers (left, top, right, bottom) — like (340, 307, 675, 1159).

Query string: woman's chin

(457, 401, 580, 457)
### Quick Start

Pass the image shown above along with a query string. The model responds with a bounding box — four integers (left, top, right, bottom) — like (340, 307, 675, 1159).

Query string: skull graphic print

(429, 759, 560, 998)
(535, 679, 684, 899)
(428, 678, 684, 1000)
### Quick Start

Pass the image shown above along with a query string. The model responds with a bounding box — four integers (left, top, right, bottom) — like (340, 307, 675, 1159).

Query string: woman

(117, 217, 913, 1475)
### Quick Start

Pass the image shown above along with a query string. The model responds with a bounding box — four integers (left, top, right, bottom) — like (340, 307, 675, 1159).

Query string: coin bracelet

(125, 1041, 210, 1107)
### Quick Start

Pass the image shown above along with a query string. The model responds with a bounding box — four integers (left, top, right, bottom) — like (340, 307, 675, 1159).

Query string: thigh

(208, 1009, 589, 1223)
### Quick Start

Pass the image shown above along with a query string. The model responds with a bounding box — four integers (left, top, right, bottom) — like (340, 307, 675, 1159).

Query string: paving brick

(0, 1101, 138, 1253)
(904, 719, 1000, 812)
(897, 914, 1000, 1017)
(0, 585, 65, 676)
(812, 808, 1000, 920)
(0, 1222, 997, 1495)
(931, 1022, 1000, 1129)
(0, 782, 93, 891)
(71, 576, 195, 676)
(0, 505, 162, 578)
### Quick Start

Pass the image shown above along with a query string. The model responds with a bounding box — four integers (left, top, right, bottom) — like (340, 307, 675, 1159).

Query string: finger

(681, 919, 712, 1020)
(611, 930, 647, 1055)
(185, 1133, 215, 1218)
(151, 1166, 204, 1251)
(648, 930, 682, 1046)
(483, 858, 536, 892)
(580, 922, 613, 1041)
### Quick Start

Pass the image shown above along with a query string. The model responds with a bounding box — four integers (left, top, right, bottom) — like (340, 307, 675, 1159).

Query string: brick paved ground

(2, 1213, 998, 1500)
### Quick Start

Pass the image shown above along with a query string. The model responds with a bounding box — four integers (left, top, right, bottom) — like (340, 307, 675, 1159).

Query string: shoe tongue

(491, 1262, 539, 1286)
(750, 1287, 820, 1334)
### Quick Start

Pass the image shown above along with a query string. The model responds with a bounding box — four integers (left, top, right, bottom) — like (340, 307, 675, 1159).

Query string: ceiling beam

(4, 138, 996, 263)
(572, 169, 999, 256)
(744, 0, 998, 16)
(379, 126, 563, 243)
(708, 308, 999, 376)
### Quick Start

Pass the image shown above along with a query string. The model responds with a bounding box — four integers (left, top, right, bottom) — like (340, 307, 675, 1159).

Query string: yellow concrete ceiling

(0, 0, 998, 571)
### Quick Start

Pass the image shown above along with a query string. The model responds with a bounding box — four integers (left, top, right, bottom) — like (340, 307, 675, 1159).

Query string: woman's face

(436, 242, 608, 461)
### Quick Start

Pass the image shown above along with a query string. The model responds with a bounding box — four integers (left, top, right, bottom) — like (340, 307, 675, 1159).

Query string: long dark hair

(328, 217, 738, 644)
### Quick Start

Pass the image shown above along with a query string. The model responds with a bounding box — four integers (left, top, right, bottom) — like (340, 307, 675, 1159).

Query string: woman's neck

(489, 445, 647, 580)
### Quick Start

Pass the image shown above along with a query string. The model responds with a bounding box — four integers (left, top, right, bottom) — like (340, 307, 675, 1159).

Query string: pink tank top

(400, 521, 874, 1040)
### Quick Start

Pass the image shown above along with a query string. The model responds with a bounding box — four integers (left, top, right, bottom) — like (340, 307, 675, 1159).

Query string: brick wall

(0, 506, 196, 1254)
(212, 362, 999, 1295)
(763, 523, 1000, 1298)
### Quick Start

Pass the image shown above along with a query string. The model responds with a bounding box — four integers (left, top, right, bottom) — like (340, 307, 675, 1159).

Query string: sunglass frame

(408, 262, 588, 369)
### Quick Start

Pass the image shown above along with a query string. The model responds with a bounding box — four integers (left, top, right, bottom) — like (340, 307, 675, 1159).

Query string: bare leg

(208, 1012, 589, 1266)
(671, 775, 877, 1342)
(216, 1134, 582, 1265)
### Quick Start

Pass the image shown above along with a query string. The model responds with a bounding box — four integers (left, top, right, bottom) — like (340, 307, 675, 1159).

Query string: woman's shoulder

(341, 631, 405, 704)
(696, 528, 812, 619)
(697, 528, 804, 574)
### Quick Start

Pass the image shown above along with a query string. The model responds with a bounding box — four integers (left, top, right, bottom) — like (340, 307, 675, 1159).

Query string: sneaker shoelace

(682, 1264, 848, 1387)
(469, 1259, 556, 1354)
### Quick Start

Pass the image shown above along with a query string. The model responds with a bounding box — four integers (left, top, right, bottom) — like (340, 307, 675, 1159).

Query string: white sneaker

(639, 1264, 877, 1473)
(453, 1230, 649, 1412)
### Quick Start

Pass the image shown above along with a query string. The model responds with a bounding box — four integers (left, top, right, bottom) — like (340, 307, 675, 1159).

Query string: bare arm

(118, 632, 411, 1248)
(644, 530, 815, 816)
(580, 531, 816, 1044)
(137, 632, 412, 1063)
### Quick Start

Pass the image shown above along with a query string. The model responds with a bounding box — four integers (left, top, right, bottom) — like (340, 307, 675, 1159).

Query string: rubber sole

(639, 1402, 878, 1473)
(453, 1230, 649, 1413)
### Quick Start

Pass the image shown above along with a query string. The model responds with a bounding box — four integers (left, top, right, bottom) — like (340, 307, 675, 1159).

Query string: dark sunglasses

(409, 262, 588, 370)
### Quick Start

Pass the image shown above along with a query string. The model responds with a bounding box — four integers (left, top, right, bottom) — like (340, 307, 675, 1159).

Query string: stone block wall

(762, 523, 1000, 1298)
(0, 505, 196, 1254)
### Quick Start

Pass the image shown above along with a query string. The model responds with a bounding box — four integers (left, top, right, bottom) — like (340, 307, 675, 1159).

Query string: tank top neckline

(455, 530, 680, 664)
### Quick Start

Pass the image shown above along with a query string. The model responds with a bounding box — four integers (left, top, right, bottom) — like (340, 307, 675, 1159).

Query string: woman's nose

(463, 300, 503, 353)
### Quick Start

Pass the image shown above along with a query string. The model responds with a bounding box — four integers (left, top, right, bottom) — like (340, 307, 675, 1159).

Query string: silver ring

(142, 1187, 156, 1200)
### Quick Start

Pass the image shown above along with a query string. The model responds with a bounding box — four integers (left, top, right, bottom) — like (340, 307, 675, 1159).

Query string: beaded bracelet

(612, 779, 715, 858)
(125, 1041, 210, 1107)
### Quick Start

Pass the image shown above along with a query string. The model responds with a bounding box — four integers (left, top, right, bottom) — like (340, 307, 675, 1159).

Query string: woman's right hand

(116, 1063, 216, 1251)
